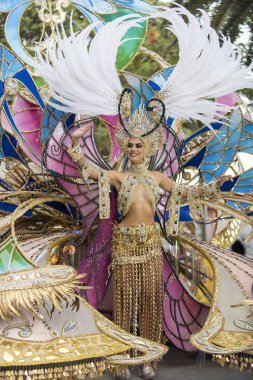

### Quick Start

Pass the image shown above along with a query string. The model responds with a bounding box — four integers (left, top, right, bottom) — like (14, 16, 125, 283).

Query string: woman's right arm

(69, 125, 123, 187)
(68, 124, 100, 181)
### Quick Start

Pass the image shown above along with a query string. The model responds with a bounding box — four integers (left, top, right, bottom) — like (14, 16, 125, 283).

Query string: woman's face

(126, 137, 145, 165)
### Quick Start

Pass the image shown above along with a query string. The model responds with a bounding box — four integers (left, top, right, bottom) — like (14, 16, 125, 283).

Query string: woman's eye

(136, 144, 143, 148)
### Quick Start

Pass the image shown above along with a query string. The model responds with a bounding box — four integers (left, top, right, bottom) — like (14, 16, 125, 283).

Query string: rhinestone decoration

(62, 320, 79, 335)
(4, 78, 19, 95)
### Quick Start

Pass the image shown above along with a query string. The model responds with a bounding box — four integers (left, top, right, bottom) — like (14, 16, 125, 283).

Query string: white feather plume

(30, 15, 143, 116)
(151, 5, 253, 126)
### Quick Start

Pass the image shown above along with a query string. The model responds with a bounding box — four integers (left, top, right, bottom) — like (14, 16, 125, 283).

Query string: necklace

(128, 162, 149, 174)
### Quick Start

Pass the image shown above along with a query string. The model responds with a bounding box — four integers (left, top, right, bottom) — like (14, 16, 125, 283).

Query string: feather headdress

(30, 6, 253, 145)
(150, 5, 253, 126)
(31, 15, 143, 116)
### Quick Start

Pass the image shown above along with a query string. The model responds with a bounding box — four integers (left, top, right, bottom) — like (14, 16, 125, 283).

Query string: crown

(115, 88, 165, 154)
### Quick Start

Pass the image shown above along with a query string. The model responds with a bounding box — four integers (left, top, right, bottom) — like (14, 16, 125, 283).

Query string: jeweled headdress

(115, 88, 165, 154)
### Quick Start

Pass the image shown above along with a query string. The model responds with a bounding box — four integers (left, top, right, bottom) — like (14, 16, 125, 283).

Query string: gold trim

(179, 235, 252, 354)
(95, 314, 168, 365)
(0, 262, 86, 320)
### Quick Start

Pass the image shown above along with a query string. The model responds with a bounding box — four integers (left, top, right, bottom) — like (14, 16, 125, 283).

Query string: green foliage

(94, 118, 112, 158)
(19, 4, 89, 57)
(0, 14, 7, 47)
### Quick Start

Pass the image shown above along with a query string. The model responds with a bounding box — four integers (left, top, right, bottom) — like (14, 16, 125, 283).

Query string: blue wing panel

(234, 168, 253, 194)
(123, 73, 154, 112)
(41, 103, 72, 145)
(0, 46, 44, 158)
(5, 1, 32, 64)
(148, 67, 174, 91)
(1, 130, 21, 161)
(72, 0, 117, 13)
(240, 123, 253, 154)
(0, 202, 32, 216)
(72, 4, 104, 32)
(14, 70, 44, 109)
(200, 110, 243, 182)
(112, 0, 154, 14)
(183, 147, 206, 169)
(0, 1, 25, 12)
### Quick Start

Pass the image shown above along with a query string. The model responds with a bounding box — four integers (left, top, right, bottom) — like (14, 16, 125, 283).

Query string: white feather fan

(151, 5, 253, 126)
(30, 15, 143, 116)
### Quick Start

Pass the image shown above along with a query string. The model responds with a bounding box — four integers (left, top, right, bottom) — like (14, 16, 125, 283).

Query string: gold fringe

(111, 223, 163, 343)
(0, 277, 86, 320)
(212, 353, 253, 373)
(0, 358, 110, 380)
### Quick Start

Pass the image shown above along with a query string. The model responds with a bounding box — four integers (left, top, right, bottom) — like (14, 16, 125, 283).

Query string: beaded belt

(112, 248, 161, 266)
(111, 223, 161, 266)
(112, 222, 160, 242)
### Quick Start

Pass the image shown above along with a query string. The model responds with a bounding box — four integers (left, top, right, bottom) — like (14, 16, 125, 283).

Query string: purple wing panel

(44, 119, 107, 238)
(44, 120, 80, 177)
(78, 192, 117, 308)
(152, 126, 181, 176)
(163, 254, 209, 351)
(1, 94, 43, 165)
(216, 93, 240, 115)
(42, 114, 117, 307)
(57, 178, 99, 240)
(153, 126, 181, 234)
(198, 238, 253, 297)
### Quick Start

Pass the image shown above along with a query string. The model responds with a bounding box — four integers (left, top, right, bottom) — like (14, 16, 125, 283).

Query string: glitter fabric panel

(111, 223, 163, 342)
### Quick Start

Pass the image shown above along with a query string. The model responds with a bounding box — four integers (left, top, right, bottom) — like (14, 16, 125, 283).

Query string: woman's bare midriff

(118, 200, 155, 227)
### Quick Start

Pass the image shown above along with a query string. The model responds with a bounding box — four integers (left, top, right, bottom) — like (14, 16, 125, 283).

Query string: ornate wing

(0, 46, 83, 266)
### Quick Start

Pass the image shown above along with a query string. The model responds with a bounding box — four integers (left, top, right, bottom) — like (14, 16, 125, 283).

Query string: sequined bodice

(117, 171, 161, 217)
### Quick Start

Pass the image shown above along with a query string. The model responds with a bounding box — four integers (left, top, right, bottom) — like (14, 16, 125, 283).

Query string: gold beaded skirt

(111, 223, 164, 342)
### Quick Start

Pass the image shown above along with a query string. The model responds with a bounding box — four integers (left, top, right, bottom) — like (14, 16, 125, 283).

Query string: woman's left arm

(154, 172, 174, 193)
(155, 172, 233, 199)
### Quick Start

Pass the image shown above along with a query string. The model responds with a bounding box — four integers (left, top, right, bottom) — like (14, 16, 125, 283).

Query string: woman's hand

(216, 175, 233, 188)
(71, 122, 93, 147)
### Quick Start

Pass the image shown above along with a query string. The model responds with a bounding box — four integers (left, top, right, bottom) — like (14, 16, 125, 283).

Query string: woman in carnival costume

(31, 4, 253, 379)
(0, 6, 170, 380)
(1, 2, 253, 380)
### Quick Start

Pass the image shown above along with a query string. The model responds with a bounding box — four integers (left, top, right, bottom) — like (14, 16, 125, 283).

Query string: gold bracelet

(81, 163, 91, 183)
(188, 185, 203, 220)
(166, 182, 183, 236)
(67, 143, 83, 162)
(98, 171, 110, 219)
(202, 181, 221, 199)
(188, 181, 221, 222)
